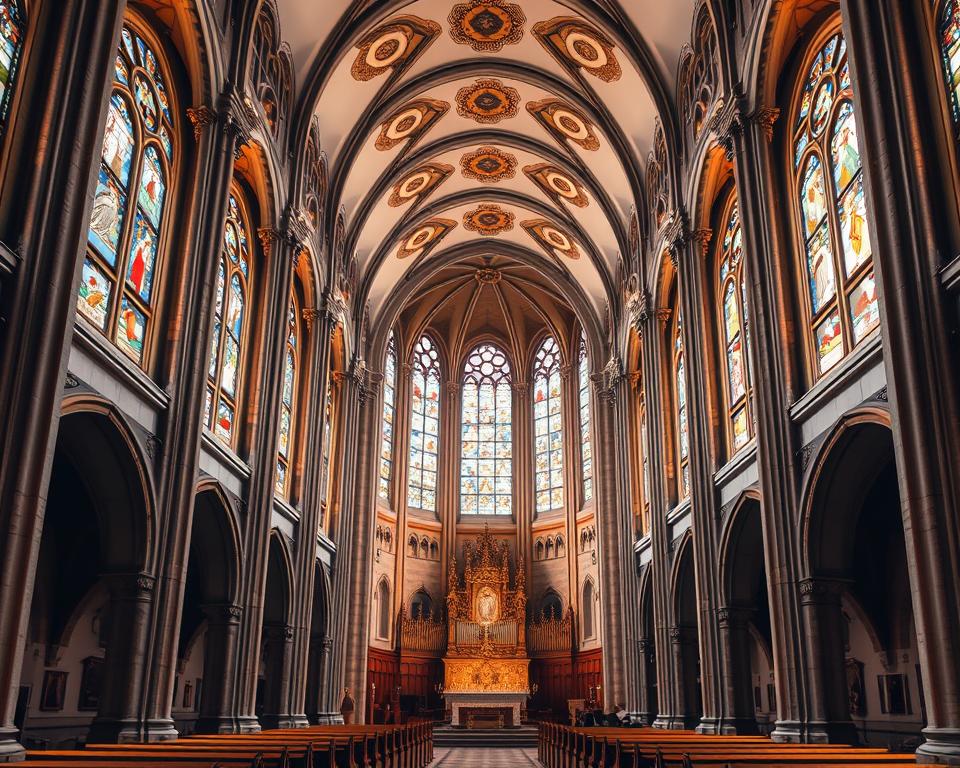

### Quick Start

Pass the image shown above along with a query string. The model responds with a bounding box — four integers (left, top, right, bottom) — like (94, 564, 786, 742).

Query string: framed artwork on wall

(77, 656, 104, 711)
(39, 670, 67, 712)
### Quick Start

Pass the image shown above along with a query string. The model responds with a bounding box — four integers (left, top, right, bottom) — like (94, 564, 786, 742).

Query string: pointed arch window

(792, 31, 878, 375)
(717, 198, 753, 453)
(674, 310, 690, 499)
(0, 1, 25, 135)
(461, 344, 512, 515)
(205, 192, 252, 445)
(578, 334, 593, 503)
(320, 372, 333, 506)
(940, 1, 960, 124)
(378, 333, 397, 502)
(408, 335, 441, 512)
(79, 23, 176, 366)
(534, 336, 563, 514)
(276, 294, 301, 497)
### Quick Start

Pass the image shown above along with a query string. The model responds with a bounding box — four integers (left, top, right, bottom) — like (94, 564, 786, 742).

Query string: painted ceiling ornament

(397, 218, 458, 260)
(388, 162, 454, 207)
(522, 218, 581, 262)
(448, 0, 526, 52)
(351, 15, 442, 82)
(455, 78, 520, 123)
(523, 163, 589, 208)
(460, 146, 518, 183)
(475, 267, 502, 285)
(375, 98, 450, 151)
(526, 98, 600, 151)
(532, 17, 622, 83)
(463, 204, 515, 236)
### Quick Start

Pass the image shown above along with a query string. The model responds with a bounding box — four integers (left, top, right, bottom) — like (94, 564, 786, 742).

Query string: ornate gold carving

(444, 658, 530, 693)
(456, 78, 520, 123)
(521, 218, 581, 262)
(523, 163, 589, 208)
(376, 98, 450, 151)
(448, 1, 525, 52)
(463, 204, 514, 236)
(186, 105, 216, 141)
(460, 146, 517, 183)
(388, 162, 454, 207)
(526, 98, 600, 151)
(532, 17, 621, 82)
(351, 16, 442, 81)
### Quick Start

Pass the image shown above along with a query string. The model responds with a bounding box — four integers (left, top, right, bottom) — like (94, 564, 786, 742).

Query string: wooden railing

(527, 608, 574, 654)
(454, 619, 518, 647)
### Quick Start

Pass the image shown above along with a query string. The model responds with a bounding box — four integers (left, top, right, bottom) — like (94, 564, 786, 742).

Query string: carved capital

(559, 364, 572, 381)
(301, 308, 322, 331)
(512, 381, 529, 398)
(710, 95, 744, 160)
(664, 208, 690, 266)
(445, 380, 460, 396)
(691, 228, 713, 258)
(186, 105, 216, 141)
(798, 577, 847, 605)
(749, 106, 780, 142)
(257, 227, 282, 257)
(655, 308, 673, 328)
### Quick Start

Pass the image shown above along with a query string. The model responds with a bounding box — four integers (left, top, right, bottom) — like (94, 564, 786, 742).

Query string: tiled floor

(429, 747, 542, 766)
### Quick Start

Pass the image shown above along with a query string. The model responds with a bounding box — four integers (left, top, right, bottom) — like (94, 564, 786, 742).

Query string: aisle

(429, 746, 542, 766)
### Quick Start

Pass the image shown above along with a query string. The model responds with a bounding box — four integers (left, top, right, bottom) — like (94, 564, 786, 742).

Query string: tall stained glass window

(408, 336, 441, 512)
(674, 310, 690, 499)
(205, 191, 251, 445)
(378, 333, 397, 502)
(320, 374, 333, 505)
(717, 198, 753, 453)
(276, 295, 300, 497)
(793, 31, 878, 375)
(940, 0, 960, 124)
(79, 23, 176, 365)
(578, 334, 593, 503)
(0, 1, 24, 134)
(534, 336, 564, 514)
(461, 344, 512, 515)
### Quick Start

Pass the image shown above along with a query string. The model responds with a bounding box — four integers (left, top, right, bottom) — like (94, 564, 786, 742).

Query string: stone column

(798, 579, 855, 744)
(512, 380, 531, 582)
(637, 638, 657, 726)
(141, 92, 248, 742)
(195, 604, 243, 734)
(636, 304, 680, 730)
(0, 1, 128, 759)
(260, 624, 296, 729)
(439, 379, 457, 596)
(88, 574, 156, 744)
(717, 606, 758, 735)
(670, 625, 701, 730)
(713, 99, 809, 742)
(671, 223, 724, 734)
(839, 1, 960, 761)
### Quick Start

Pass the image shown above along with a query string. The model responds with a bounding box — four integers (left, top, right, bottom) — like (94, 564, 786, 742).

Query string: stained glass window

(717, 198, 753, 453)
(378, 333, 397, 502)
(205, 191, 251, 445)
(320, 374, 333, 505)
(793, 31, 878, 375)
(461, 344, 512, 516)
(941, 0, 960, 124)
(674, 310, 690, 499)
(276, 295, 300, 497)
(578, 334, 593, 503)
(408, 336, 441, 512)
(640, 398, 650, 532)
(533, 336, 564, 514)
(79, 23, 176, 365)
(0, 1, 24, 134)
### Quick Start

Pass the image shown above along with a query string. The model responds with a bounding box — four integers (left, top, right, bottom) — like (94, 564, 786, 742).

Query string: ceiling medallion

(460, 146, 518, 183)
(397, 218, 458, 259)
(526, 98, 600, 151)
(376, 98, 450, 151)
(475, 268, 502, 285)
(448, 1, 526, 52)
(351, 15, 442, 81)
(522, 218, 581, 261)
(389, 162, 454, 207)
(456, 78, 520, 123)
(463, 204, 515, 236)
(532, 17, 622, 83)
(524, 163, 589, 208)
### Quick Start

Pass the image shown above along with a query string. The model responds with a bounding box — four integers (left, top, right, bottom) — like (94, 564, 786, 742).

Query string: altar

(442, 527, 530, 727)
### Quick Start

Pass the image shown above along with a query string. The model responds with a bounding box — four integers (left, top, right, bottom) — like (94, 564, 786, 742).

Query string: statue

(339, 687, 355, 725)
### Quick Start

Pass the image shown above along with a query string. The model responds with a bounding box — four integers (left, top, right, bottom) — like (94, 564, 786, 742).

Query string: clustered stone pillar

(196, 604, 243, 734)
(637, 638, 656, 726)
(717, 606, 759, 735)
(670, 625, 701, 730)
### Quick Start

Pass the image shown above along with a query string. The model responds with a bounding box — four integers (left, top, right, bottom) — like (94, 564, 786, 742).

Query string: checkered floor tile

(429, 747, 542, 766)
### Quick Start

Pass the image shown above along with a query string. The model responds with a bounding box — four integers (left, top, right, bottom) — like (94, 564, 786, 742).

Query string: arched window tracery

(792, 29, 878, 375)
(251, 8, 291, 139)
(673, 309, 690, 500)
(717, 197, 753, 453)
(408, 335, 441, 512)
(534, 336, 563, 514)
(206, 190, 252, 445)
(376, 578, 391, 640)
(378, 333, 397, 502)
(79, 21, 176, 366)
(578, 333, 593, 503)
(460, 343, 512, 516)
(276, 290, 302, 497)
(0, 0, 25, 136)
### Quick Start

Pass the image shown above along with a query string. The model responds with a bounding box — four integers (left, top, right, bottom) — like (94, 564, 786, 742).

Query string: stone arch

(670, 532, 703, 728)
(257, 531, 295, 727)
(638, 566, 658, 725)
(305, 561, 332, 722)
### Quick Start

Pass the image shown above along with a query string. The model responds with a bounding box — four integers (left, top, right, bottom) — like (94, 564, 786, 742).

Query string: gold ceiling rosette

(456, 78, 520, 124)
(448, 0, 526, 52)
(460, 146, 518, 184)
(463, 203, 515, 237)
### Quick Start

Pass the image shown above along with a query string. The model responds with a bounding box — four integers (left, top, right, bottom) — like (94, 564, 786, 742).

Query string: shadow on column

(257, 531, 296, 729)
(305, 561, 332, 723)
(670, 536, 703, 730)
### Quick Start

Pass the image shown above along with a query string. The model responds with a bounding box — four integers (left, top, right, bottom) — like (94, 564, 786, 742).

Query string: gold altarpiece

(442, 527, 530, 725)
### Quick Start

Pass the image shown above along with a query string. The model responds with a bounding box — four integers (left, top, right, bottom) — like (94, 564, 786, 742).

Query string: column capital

(202, 603, 243, 624)
(798, 577, 848, 605)
(186, 105, 216, 141)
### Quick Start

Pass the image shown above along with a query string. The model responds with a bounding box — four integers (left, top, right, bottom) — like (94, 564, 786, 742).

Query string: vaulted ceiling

(274, 0, 696, 334)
